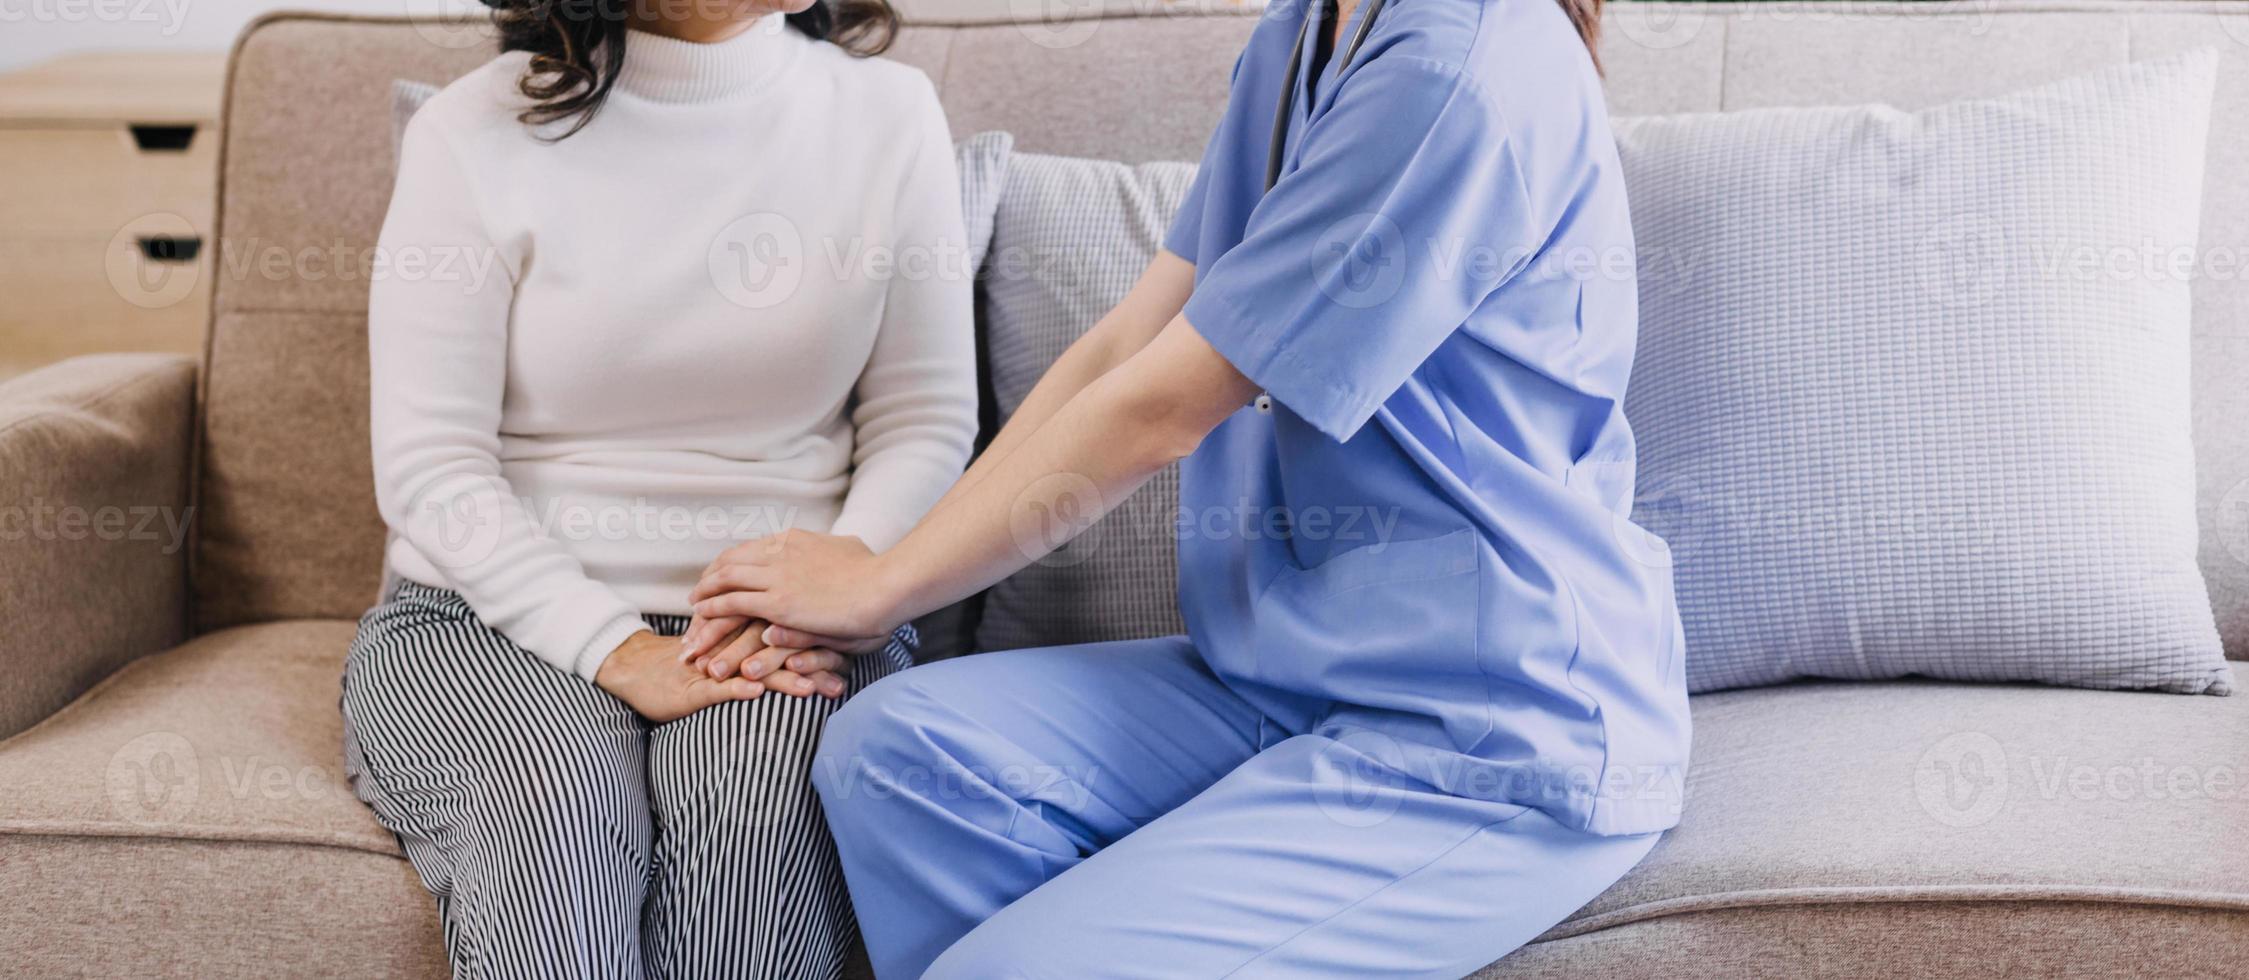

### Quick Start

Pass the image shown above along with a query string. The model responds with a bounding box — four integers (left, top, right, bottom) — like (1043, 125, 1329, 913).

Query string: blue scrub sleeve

(1180, 57, 1538, 442)
(1162, 47, 1251, 265)
(1162, 155, 1215, 265)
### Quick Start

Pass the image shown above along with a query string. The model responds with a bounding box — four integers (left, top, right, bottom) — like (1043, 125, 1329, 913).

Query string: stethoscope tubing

(1265, 0, 1392, 192)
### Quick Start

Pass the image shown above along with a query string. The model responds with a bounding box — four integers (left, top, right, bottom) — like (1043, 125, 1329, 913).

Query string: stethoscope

(1265, 0, 1392, 192)
(1250, 0, 1388, 418)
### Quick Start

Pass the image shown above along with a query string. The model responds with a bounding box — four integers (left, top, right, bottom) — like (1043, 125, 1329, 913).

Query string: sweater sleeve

(368, 111, 650, 680)
(827, 81, 979, 552)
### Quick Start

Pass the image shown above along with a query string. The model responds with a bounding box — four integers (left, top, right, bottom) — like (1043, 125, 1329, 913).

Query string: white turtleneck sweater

(369, 21, 977, 679)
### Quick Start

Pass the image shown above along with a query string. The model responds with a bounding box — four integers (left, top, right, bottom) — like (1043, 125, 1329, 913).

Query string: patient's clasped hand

(676, 528, 894, 697)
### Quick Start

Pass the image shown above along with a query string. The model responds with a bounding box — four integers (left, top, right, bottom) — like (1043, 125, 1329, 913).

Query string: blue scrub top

(1165, 0, 1690, 835)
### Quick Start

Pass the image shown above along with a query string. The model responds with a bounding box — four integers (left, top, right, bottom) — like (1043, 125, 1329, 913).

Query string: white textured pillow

(1616, 51, 2230, 694)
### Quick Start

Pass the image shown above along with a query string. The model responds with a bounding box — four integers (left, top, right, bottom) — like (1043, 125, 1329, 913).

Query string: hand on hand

(688, 618, 848, 700)
(678, 531, 900, 661)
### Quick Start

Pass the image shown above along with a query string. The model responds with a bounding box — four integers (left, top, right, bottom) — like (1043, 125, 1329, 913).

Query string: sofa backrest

(194, 1, 2249, 659)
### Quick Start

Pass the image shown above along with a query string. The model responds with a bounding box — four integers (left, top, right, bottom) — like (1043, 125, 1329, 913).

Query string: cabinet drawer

(0, 223, 209, 377)
(0, 124, 217, 237)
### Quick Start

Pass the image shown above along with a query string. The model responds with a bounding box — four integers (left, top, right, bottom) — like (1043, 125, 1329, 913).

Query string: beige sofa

(6, 2, 2249, 975)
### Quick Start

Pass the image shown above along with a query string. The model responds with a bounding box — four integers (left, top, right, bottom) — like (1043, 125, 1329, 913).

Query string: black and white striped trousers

(340, 581, 911, 980)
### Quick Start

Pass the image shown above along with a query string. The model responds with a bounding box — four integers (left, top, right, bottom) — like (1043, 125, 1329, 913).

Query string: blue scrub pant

(812, 637, 1660, 978)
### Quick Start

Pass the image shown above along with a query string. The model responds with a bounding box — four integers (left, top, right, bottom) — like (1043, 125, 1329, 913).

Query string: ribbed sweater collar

(615, 18, 803, 103)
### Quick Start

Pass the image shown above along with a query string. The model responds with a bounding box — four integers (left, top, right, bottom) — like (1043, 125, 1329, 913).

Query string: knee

(811, 668, 949, 812)
(517, 736, 647, 817)
(646, 698, 821, 818)
(923, 925, 1057, 980)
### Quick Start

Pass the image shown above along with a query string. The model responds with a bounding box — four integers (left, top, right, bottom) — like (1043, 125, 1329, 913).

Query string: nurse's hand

(685, 530, 901, 655)
(691, 617, 848, 700)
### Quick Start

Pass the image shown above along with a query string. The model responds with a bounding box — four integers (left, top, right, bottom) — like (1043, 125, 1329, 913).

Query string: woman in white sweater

(339, 1, 976, 976)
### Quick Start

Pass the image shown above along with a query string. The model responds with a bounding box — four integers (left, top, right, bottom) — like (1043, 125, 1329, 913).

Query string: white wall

(0, 0, 486, 73)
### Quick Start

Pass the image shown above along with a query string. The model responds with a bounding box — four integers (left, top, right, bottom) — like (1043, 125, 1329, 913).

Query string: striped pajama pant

(340, 582, 912, 980)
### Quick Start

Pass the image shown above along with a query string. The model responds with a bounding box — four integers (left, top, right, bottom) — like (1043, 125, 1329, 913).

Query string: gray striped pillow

(973, 150, 1198, 652)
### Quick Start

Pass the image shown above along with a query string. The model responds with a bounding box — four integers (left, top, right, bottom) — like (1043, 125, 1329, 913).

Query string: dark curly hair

(482, 0, 900, 140)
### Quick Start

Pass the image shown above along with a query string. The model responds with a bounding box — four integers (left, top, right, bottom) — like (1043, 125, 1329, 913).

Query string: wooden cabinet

(0, 52, 225, 378)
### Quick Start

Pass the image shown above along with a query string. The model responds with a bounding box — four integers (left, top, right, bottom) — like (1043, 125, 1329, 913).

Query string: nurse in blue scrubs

(682, 0, 1690, 974)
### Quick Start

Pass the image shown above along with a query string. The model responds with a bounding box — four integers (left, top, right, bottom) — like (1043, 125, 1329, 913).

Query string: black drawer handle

(137, 236, 202, 263)
(129, 124, 198, 152)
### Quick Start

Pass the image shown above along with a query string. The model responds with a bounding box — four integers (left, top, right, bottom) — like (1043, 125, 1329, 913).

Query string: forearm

(924, 251, 1196, 519)
(876, 316, 1256, 622)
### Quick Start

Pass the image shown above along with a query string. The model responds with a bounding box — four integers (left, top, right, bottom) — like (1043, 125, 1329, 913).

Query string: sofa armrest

(0, 353, 197, 741)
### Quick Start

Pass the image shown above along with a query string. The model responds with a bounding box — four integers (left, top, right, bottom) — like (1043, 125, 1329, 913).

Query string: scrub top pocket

(1246, 528, 1486, 735)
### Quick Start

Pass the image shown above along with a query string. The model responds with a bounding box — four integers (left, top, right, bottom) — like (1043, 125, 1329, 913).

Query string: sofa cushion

(1615, 53, 2227, 694)
(0, 621, 444, 976)
(1477, 664, 2249, 975)
(7, 620, 2241, 977)
(0, 353, 195, 739)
